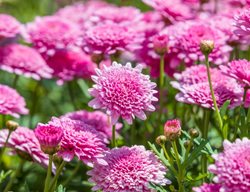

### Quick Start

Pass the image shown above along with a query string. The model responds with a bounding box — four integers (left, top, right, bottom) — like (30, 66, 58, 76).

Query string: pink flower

(220, 59, 250, 87)
(49, 117, 107, 166)
(0, 127, 51, 168)
(193, 183, 222, 192)
(0, 84, 28, 118)
(87, 145, 170, 192)
(88, 62, 158, 124)
(153, 34, 169, 55)
(0, 44, 52, 80)
(164, 119, 181, 141)
(62, 110, 122, 142)
(83, 23, 143, 55)
(0, 14, 21, 39)
(26, 16, 82, 55)
(234, 9, 250, 39)
(208, 138, 250, 191)
(35, 123, 63, 154)
(45, 49, 97, 85)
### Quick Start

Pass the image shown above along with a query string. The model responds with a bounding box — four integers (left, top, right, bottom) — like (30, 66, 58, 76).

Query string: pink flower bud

(164, 119, 181, 141)
(153, 34, 169, 55)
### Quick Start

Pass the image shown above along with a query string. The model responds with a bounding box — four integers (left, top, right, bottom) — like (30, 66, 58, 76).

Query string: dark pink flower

(0, 84, 28, 118)
(153, 34, 169, 55)
(0, 44, 52, 80)
(193, 183, 222, 192)
(164, 119, 181, 140)
(87, 146, 170, 192)
(0, 14, 21, 39)
(88, 62, 158, 124)
(234, 8, 250, 42)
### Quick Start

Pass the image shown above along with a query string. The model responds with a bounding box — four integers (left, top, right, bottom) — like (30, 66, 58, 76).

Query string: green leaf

(186, 173, 208, 181)
(0, 170, 12, 184)
(220, 100, 230, 117)
(148, 142, 170, 167)
(56, 185, 66, 192)
(77, 79, 91, 99)
(149, 182, 168, 192)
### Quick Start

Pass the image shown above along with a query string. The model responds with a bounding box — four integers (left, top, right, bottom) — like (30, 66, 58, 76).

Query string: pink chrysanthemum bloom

(142, 0, 194, 22)
(0, 84, 28, 118)
(87, 145, 170, 192)
(193, 183, 222, 192)
(220, 59, 250, 87)
(49, 117, 107, 166)
(45, 49, 97, 85)
(62, 110, 122, 142)
(0, 14, 21, 39)
(83, 23, 143, 55)
(164, 21, 232, 65)
(26, 16, 82, 55)
(164, 119, 181, 141)
(88, 62, 158, 124)
(209, 138, 250, 191)
(35, 123, 63, 154)
(0, 44, 52, 80)
(0, 127, 50, 168)
(234, 9, 250, 39)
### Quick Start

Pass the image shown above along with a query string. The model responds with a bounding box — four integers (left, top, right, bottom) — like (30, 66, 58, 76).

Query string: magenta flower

(26, 16, 82, 54)
(153, 34, 169, 55)
(87, 146, 170, 192)
(0, 14, 21, 39)
(62, 110, 122, 142)
(220, 59, 250, 87)
(0, 127, 51, 168)
(49, 117, 107, 166)
(193, 183, 222, 192)
(209, 138, 250, 191)
(0, 44, 52, 80)
(0, 84, 28, 118)
(234, 8, 250, 38)
(88, 62, 158, 124)
(45, 49, 97, 85)
(83, 23, 143, 55)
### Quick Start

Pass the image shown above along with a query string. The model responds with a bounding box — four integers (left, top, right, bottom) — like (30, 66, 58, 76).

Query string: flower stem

(205, 54, 223, 130)
(161, 144, 178, 175)
(44, 155, 53, 192)
(112, 125, 116, 148)
(67, 81, 77, 110)
(12, 74, 19, 88)
(0, 130, 12, 163)
(62, 161, 81, 186)
(49, 161, 67, 191)
(29, 81, 40, 128)
(158, 55, 165, 134)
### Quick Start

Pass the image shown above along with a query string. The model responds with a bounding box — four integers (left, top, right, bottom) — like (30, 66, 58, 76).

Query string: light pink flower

(0, 84, 28, 118)
(45, 49, 96, 85)
(62, 110, 122, 142)
(0, 44, 52, 80)
(193, 183, 222, 192)
(87, 145, 170, 192)
(83, 23, 143, 55)
(208, 138, 250, 191)
(49, 117, 107, 166)
(88, 62, 158, 124)
(26, 16, 82, 55)
(220, 59, 250, 87)
(234, 8, 250, 40)
(0, 127, 50, 168)
(0, 14, 21, 39)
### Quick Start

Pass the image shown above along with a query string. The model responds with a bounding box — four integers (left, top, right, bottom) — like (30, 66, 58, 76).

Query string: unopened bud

(184, 140, 193, 149)
(200, 40, 214, 55)
(164, 119, 181, 141)
(155, 135, 167, 145)
(189, 128, 199, 138)
(153, 34, 169, 56)
(6, 120, 19, 131)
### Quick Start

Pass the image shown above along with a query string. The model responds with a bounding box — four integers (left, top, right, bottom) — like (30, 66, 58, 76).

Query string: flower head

(0, 84, 28, 118)
(0, 14, 21, 39)
(88, 62, 158, 124)
(193, 183, 222, 192)
(200, 40, 214, 55)
(49, 117, 107, 166)
(164, 119, 181, 141)
(234, 8, 250, 39)
(87, 145, 170, 192)
(208, 138, 250, 191)
(0, 44, 52, 80)
(153, 34, 169, 55)
(35, 123, 63, 154)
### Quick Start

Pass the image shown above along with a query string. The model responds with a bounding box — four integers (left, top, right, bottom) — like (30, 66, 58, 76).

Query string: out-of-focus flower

(35, 123, 63, 155)
(26, 16, 82, 55)
(0, 84, 28, 118)
(83, 23, 143, 55)
(0, 127, 51, 168)
(153, 34, 169, 55)
(0, 14, 21, 39)
(62, 110, 122, 142)
(49, 117, 107, 166)
(193, 183, 222, 192)
(0, 44, 52, 80)
(88, 62, 158, 124)
(45, 49, 96, 85)
(234, 9, 250, 40)
(87, 145, 171, 192)
(164, 119, 181, 141)
(208, 138, 250, 191)
(220, 59, 250, 87)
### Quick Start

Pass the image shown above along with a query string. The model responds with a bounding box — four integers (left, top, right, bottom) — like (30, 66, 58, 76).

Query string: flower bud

(153, 34, 169, 56)
(6, 120, 19, 131)
(200, 40, 214, 55)
(164, 119, 181, 141)
(189, 128, 199, 138)
(184, 140, 193, 149)
(155, 135, 167, 145)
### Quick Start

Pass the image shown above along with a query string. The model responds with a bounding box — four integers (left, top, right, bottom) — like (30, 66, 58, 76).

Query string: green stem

(161, 144, 178, 175)
(44, 155, 53, 192)
(62, 161, 81, 186)
(29, 81, 40, 128)
(67, 81, 77, 110)
(205, 54, 223, 130)
(12, 74, 19, 88)
(0, 130, 12, 163)
(3, 160, 25, 192)
(49, 161, 67, 192)
(158, 55, 165, 136)
(1, 115, 6, 128)
(184, 138, 193, 161)
(112, 125, 116, 148)
(243, 87, 248, 107)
